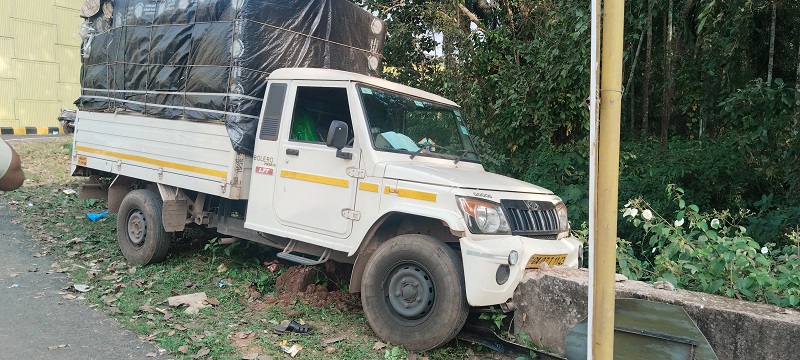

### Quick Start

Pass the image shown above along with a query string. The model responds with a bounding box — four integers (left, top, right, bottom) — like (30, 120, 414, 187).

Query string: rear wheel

(117, 189, 170, 265)
(361, 234, 469, 351)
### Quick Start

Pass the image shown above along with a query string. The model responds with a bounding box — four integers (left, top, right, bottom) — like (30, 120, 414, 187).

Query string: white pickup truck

(71, 67, 582, 351)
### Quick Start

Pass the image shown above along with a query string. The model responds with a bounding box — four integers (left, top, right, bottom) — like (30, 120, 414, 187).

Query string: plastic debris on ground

(279, 340, 302, 357)
(73, 284, 93, 293)
(86, 210, 108, 222)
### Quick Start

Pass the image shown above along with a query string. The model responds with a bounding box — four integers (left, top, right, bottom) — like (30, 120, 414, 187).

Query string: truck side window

(289, 87, 353, 145)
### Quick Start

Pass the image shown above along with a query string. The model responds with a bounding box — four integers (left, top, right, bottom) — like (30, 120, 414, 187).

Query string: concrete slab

(513, 267, 800, 360)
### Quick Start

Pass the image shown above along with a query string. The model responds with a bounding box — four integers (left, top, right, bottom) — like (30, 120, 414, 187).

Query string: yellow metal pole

(593, 0, 625, 359)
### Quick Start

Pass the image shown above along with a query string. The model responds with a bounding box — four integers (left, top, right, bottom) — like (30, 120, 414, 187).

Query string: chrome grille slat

(501, 199, 560, 238)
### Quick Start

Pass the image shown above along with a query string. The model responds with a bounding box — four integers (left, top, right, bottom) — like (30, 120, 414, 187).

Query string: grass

(2, 137, 509, 360)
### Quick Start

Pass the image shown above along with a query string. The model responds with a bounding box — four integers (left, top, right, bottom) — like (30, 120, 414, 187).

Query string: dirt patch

(277, 265, 359, 310)
(261, 264, 360, 311)
(274, 266, 317, 294)
(228, 330, 267, 358)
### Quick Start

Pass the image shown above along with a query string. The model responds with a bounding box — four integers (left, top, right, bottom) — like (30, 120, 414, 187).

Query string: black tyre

(117, 189, 170, 265)
(361, 234, 469, 351)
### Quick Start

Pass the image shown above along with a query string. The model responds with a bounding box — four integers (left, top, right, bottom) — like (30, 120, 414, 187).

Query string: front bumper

(459, 235, 582, 306)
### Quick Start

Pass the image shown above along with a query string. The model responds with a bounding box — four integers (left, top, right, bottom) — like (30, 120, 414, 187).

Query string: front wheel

(117, 189, 170, 265)
(361, 234, 469, 351)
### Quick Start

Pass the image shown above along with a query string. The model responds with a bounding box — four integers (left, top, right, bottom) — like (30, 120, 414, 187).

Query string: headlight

(555, 202, 570, 232)
(456, 197, 511, 235)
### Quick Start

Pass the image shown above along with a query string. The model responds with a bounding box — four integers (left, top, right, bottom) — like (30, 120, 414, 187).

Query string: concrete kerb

(0, 127, 63, 135)
(513, 267, 800, 360)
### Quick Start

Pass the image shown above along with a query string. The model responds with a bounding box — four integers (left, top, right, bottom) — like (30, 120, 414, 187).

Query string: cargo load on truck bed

(76, 0, 386, 154)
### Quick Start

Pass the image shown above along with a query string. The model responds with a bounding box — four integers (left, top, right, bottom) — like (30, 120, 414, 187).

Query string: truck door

(273, 84, 360, 238)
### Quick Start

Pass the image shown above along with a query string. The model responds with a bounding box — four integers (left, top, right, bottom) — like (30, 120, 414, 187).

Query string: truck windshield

(358, 85, 480, 163)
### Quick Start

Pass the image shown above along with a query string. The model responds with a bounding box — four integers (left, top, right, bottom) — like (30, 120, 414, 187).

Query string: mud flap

(161, 199, 188, 232)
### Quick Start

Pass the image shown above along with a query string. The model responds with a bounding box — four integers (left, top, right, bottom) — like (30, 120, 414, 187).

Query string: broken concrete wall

(513, 267, 800, 360)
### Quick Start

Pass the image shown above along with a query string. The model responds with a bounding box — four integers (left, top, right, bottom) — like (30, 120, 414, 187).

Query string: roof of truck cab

(268, 68, 459, 107)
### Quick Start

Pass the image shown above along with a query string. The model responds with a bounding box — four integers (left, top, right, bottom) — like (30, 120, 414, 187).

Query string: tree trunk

(625, 27, 646, 97)
(630, 72, 635, 133)
(626, 27, 646, 135)
(661, 0, 673, 146)
(795, 39, 800, 134)
(642, 0, 653, 137)
(767, 0, 777, 85)
(669, 0, 694, 137)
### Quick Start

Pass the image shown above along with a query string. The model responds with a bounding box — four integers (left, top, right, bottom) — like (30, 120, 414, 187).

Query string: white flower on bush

(711, 218, 721, 229)
(651, 247, 657, 254)
(623, 207, 640, 218)
(642, 209, 653, 221)
(674, 218, 685, 227)
(761, 246, 769, 254)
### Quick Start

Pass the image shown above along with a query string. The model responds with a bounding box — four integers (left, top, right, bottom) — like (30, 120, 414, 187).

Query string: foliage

(478, 306, 508, 331)
(620, 185, 800, 308)
(356, 0, 800, 246)
(384, 345, 407, 360)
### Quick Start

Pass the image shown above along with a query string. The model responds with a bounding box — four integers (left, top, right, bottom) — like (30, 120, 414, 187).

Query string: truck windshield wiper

(409, 144, 433, 159)
(454, 150, 480, 164)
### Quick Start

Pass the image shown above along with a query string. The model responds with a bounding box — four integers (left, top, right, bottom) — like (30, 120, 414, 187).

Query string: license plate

(526, 254, 567, 269)
(77, 155, 87, 166)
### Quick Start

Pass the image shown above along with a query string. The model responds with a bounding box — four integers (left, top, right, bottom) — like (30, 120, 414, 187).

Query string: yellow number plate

(526, 254, 568, 269)
(77, 155, 87, 166)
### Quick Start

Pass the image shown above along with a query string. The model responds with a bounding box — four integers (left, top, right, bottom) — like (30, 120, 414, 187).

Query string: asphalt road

(0, 201, 163, 359)
(1, 134, 66, 142)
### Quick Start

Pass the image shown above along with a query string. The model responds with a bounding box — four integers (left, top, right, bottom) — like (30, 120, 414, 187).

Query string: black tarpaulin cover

(77, 0, 386, 155)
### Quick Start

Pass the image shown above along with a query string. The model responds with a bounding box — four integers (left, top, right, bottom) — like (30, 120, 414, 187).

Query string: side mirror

(326, 120, 352, 160)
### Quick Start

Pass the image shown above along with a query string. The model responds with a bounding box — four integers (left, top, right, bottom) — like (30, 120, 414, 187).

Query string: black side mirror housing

(326, 120, 352, 160)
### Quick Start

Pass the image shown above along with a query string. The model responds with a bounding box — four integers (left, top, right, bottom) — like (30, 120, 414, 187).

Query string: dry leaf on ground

(167, 292, 209, 314)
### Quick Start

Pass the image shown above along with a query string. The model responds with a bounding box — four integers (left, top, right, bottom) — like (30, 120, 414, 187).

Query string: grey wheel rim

(384, 262, 435, 324)
(127, 210, 146, 246)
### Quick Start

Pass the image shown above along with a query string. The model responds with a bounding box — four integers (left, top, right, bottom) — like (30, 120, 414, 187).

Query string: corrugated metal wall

(0, 0, 82, 127)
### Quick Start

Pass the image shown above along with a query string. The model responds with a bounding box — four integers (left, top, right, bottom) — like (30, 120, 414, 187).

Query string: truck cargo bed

(71, 111, 252, 199)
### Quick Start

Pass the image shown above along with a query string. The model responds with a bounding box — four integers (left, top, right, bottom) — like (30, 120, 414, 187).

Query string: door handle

(286, 148, 299, 156)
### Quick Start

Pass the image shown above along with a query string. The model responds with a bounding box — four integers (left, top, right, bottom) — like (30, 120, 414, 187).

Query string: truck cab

(244, 68, 582, 349)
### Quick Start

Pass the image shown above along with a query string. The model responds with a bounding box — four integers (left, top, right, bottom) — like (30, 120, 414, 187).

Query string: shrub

(620, 185, 800, 308)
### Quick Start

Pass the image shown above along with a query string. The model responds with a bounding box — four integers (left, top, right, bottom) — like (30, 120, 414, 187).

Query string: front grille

(501, 199, 560, 238)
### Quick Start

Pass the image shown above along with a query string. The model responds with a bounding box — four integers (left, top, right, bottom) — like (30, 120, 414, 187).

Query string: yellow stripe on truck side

(74, 145, 229, 179)
(359, 182, 379, 192)
(280, 170, 349, 188)
(384, 186, 437, 202)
